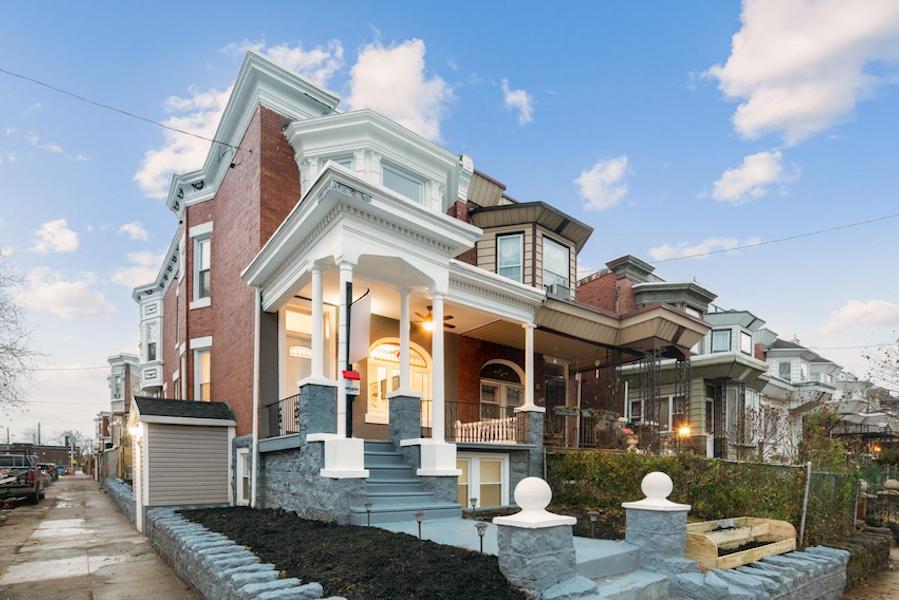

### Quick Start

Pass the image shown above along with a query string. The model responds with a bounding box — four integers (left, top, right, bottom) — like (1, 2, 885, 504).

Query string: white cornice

(132, 229, 180, 303)
(164, 50, 340, 216)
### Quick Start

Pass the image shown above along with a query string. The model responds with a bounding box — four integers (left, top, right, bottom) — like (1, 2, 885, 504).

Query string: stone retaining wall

(103, 477, 136, 525)
(145, 507, 343, 600)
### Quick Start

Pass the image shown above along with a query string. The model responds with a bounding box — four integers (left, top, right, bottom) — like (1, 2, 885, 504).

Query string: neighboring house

(130, 51, 707, 516)
(95, 353, 139, 480)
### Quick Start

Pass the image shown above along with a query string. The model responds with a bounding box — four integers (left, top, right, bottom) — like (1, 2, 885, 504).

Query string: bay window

(543, 237, 569, 288)
(711, 330, 731, 353)
(740, 331, 753, 355)
(497, 233, 523, 282)
(382, 163, 424, 203)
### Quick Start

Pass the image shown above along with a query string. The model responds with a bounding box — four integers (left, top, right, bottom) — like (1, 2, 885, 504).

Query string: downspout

(250, 287, 261, 508)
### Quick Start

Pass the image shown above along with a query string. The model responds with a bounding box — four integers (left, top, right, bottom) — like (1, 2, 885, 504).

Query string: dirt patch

(182, 507, 527, 600)
(716, 540, 772, 556)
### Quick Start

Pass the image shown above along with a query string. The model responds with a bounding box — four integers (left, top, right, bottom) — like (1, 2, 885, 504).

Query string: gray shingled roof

(134, 396, 235, 421)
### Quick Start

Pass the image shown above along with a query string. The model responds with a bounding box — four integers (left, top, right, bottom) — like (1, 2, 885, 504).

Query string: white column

(399, 289, 411, 392)
(336, 260, 353, 437)
(310, 266, 324, 380)
(430, 293, 445, 443)
(524, 322, 536, 409)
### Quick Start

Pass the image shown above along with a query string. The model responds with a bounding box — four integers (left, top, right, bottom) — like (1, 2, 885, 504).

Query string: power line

(806, 342, 896, 351)
(652, 211, 899, 263)
(0, 66, 248, 154)
(24, 365, 109, 372)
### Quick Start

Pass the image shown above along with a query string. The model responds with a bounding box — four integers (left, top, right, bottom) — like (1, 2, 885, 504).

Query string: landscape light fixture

(363, 501, 373, 526)
(587, 510, 600, 538)
(474, 521, 489, 553)
(415, 510, 424, 539)
(470, 497, 477, 510)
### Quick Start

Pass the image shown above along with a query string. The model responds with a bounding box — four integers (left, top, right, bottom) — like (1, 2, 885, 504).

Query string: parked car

(56, 465, 66, 476)
(0, 454, 45, 504)
(38, 463, 58, 483)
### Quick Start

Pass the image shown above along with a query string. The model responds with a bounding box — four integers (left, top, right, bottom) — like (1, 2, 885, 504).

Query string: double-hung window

(382, 163, 424, 203)
(146, 323, 158, 362)
(195, 237, 211, 301)
(543, 237, 569, 288)
(195, 349, 211, 401)
(778, 361, 791, 381)
(497, 233, 523, 282)
(711, 330, 731, 353)
(740, 331, 753, 355)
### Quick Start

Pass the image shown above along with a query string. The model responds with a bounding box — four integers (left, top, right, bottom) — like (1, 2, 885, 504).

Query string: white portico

(243, 143, 545, 479)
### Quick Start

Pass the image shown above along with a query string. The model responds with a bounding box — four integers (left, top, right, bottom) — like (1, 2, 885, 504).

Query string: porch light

(873, 444, 882, 454)
(677, 426, 691, 439)
(128, 423, 143, 439)
(587, 510, 599, 538)
(421, 320, 434, 332)
(474, 521, 489, 553)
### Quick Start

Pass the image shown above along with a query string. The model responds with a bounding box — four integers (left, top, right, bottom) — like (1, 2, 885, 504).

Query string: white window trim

(542, 235, 570, 288)
(190, 336, 213, 350)
(191, 233, 212, 309)
(496, 233, 524, 282)
(711, 329, 732, 353)
(381, 161, 426, 204)
(457, 452, 510, 508)
(235, 447, 250, 506)
(194, 348, 212, 402)
(189, 221, 213, 238)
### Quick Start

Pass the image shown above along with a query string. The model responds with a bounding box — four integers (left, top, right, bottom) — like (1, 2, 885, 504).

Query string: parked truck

(0, 453, 45, 504)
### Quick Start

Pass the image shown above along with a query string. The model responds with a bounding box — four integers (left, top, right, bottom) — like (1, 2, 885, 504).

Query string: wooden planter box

(685, 517, 796, 571)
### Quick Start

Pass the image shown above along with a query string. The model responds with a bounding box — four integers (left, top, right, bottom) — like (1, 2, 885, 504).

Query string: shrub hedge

(546, 450, 856, 546)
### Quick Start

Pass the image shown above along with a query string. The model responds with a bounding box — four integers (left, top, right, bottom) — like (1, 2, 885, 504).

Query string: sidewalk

(0, 475, 196, 600)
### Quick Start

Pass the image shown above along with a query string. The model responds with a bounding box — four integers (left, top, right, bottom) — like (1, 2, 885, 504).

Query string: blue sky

(2, 1, 898, 441)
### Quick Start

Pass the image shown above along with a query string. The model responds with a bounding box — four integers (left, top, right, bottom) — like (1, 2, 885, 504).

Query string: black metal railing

(260, 393, 300, 439)
(544, 410, 622, 449)
(420, 400, 527, 443)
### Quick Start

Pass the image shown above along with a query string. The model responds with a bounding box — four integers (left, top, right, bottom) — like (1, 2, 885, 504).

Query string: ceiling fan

(413, 305, 456, 331)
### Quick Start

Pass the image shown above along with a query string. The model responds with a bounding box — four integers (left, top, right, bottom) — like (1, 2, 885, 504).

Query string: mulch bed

(182, 507, 527, 600)
(465, 505, 625, 540)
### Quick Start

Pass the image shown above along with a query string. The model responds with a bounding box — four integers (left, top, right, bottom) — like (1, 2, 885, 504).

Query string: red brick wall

(259, 107, 301, 245)
(576, 273, 636, 315)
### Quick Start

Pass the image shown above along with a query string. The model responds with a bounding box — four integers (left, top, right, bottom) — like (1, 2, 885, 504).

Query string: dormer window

(382, 163, 424, 203)
(543, 237, 569, 288)
(711, 329, 731, 353)
(497, 233, 523, 282)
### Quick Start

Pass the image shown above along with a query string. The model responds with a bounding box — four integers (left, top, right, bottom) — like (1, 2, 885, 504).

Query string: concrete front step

(575, 539, 641, 580)
(363, 440, 395, 451)
(365, 491, 435, 505)
(365, 479, 426, 493)
(366, 464, 417, 480)
(349, 503, 462, 525)
(591, 570, 668, 600)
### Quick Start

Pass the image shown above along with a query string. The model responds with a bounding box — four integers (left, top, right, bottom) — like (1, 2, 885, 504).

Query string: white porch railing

(453, 414, 522, 444)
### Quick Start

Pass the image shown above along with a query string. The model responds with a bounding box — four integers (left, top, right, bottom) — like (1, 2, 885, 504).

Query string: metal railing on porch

(544, 410, 622, 449)
(260, 393, 300, 439)
(420, 400, 527, 444)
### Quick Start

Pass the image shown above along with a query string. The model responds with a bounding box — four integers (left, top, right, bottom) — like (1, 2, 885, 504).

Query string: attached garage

(129, 397, 236, 531)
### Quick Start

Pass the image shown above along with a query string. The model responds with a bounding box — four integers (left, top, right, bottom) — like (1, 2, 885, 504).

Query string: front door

(366, 340, 432, 425)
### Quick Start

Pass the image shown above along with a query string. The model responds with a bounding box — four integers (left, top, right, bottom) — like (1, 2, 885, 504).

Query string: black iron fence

(260, 393, 300, 439)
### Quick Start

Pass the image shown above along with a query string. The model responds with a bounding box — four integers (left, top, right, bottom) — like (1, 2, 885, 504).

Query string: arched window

(366, 338, 431, 424)
(479, 360, 524, 419)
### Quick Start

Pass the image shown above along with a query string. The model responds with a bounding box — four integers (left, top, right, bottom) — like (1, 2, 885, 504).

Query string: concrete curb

(145, 508, 345, 600)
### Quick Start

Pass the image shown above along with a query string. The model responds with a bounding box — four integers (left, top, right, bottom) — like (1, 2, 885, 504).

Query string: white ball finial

(641, 472, 673, 501)
(514, 477, 552, 510)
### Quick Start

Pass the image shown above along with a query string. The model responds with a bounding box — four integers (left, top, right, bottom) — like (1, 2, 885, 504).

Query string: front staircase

(574, 539, 669, 599)
(348, 440, 461, 525)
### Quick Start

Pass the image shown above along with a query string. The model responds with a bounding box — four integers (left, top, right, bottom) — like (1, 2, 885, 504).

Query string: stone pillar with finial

(622, 471, 693, 573)
(493, 477, 597, 598)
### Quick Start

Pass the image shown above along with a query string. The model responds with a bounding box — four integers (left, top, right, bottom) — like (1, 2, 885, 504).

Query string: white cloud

(133, 86, 230, 198)
(818, 300, 899, 335)
(648, 236, 763, 261)
(711, 150, 798, 204)
(576, 264, 598, 280)
(111, 251, 163, 288)
(0, 246, 12, 257)
(0, 150, 14, 163)
(30, 219, 80, 254)
(118, 221, 149, 242)
(16, 268, 115, 318)
(24, 101, 42, 116)
(706, 0, 899, 145)
(221, 39, 344, 88)
(347, 39, 453, 142)
(501, 78, 534, 125)
(24, 131, 63, 154)
(5, 128, 87, 161)
(575, 155, 629, 211)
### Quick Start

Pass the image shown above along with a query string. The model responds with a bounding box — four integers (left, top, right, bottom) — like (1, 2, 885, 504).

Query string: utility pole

(37, 422, 41, 445)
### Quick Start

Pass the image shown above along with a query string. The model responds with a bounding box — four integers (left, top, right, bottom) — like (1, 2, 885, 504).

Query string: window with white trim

(236, 448, 250, 506)
(457, 453, 509, 509)
(145, 322, 158, 362)
(740, 331, 753, 355)
(195, 349, 211, 401)
(497, 233, 524, 282)
(194, 236, 211, 301)
(779, 361, 791, 381)
(382, 163, 424, 203)
(711, 330, 731, 353)
(543, 237, 569, 288)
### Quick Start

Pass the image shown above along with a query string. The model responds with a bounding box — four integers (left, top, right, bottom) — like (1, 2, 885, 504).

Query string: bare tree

(864, 335, 899, 396)
(0, 256, 40, 411)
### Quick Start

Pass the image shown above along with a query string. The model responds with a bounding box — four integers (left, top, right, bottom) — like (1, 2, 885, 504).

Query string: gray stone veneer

(388, 394, 421, 444)
(496, 523, 578, 596)
(145, 507, 342, 600)
(523, 410, 545, 477)
(624, 506, 693, 575)
(103, 477, 136, 525)
(298, 383, 337, 436)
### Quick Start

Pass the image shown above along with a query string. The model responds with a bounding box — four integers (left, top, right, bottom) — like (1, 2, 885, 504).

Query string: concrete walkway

(841, 546, 899, 600)
(0, 474, 196, 600)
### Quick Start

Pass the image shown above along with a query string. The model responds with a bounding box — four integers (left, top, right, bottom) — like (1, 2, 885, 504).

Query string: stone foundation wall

(145, 507, 338, 600)
(257, 442, 366, 524)
(103, 477, 136, 525)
